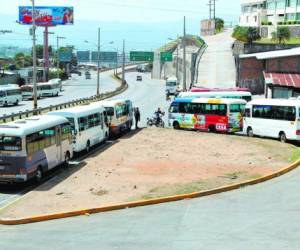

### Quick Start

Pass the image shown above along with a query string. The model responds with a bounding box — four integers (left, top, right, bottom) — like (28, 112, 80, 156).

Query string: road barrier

(0, 68, 132, 124)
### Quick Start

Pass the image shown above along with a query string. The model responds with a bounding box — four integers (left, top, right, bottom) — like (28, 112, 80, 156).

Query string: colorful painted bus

(91, 99, 133, 137)
(168, 98, 246, 133)
(178, 91, 252, 102)
(0, 115, 73, 183)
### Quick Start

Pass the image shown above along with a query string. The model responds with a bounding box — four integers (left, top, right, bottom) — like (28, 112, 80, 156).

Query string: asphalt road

(2, 73, 300, 249)
(0, 70, 119, 117)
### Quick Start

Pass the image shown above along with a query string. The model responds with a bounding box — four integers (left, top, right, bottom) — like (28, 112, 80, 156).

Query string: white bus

(243, 99, 300, 143)
(21, 84, 42, 100)
(48, 78, 62, 91)
(48, 105, 109, 153)
(0, 85, 22, 106)
(178, 91, 252, 102)
(91, 99, 133, 137)
(38, 82, 60, 97)
(166, 77, 178, 96)
(0, 115, 73, 183)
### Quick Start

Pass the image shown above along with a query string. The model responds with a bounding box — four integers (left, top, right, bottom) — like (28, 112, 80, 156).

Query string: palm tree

(271, 27, 291, 44)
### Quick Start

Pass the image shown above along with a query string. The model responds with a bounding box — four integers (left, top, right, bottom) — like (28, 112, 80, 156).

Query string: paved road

(1, 160, 300, 249)
(196, 29, 236, 88)
(0, 70, 119, 117)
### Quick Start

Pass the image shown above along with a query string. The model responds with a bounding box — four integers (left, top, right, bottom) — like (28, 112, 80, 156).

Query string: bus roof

(247, 98, 300, 107)
(0, 115, 68, 137)
(48, 105, 104, 117)
(174, 97, 247, 105)
(96, 99, 131, 107)
(167, 77, 177, 81)
(0, 86, 20, 91)
(191, 87, 249, 92)
(179, 91, 252, 97)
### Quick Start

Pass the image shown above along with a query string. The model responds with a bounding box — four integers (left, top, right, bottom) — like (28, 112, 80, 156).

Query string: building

(240, 0, 300, 37)
(237, 47, 300, 97)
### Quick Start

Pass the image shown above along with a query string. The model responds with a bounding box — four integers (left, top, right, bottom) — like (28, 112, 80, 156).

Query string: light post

(31, 0, 38, 110)
(168, 36, 179, 80)
(57, 36, 66, 79)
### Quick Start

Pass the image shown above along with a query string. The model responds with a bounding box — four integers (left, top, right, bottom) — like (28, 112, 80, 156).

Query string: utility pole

(31, 0, 38, 110)
(43, 28, 54, 82)
(56, 36, 66, 79)
(183, 16, 187, 92)
(213, 0, 216, 20)
(176, 35, 179, 80)
(208, 0, 212, 20)
(122, 39, 125, 84)
(96, 27, 100, 96)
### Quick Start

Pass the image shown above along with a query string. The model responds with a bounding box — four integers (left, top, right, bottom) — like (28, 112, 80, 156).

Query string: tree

(232, 26, 260, 44)
(247, 27, 261, 45)
(272, 26, 291, 44)
(215, 18, 224, 32)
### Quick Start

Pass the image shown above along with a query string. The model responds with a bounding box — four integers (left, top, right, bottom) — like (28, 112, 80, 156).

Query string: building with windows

(240, 0, 300, 37)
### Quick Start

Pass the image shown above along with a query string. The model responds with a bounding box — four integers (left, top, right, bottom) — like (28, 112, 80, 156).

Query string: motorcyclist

(154, 108, 164, 126)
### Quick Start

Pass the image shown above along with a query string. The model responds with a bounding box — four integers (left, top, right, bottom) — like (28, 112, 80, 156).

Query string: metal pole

(115, 49, 118, 75)
(122, 39, 125, 84)
(176, 35, 179, 80)
(97, 27, 100, 96)
(43, 26, 49, 82)
(57, 36, 60, 78)
(32, 0, 38, 110)
(213, 0, 216, 20)
(183, 16, 187, 92)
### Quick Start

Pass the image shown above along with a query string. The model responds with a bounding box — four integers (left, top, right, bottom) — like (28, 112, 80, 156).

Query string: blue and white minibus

(0, 115, 73, 183)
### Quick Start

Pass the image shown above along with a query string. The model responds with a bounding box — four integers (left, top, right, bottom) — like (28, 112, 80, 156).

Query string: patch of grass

(288, 150, 300, 163)
(254, 37, 300, 45)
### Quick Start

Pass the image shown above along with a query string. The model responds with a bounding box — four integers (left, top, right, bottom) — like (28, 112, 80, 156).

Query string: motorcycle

(147, 113, 165, 128)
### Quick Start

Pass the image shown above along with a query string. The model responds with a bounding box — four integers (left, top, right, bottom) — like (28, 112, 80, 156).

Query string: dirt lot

(1, 128, 300, 219)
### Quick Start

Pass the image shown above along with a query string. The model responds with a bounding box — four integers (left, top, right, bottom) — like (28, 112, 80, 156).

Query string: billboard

(77, 51, 90, 63)
(91, 52, 118, 63)
(59, 47, 73, 62)
(19, 6, 74, 26)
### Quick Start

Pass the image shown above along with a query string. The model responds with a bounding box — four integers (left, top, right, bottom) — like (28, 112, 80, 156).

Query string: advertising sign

(19, 6, 74, 26)
(91, 52, 118, 63)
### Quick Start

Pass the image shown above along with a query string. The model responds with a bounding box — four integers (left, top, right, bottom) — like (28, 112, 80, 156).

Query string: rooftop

(240, 47, 300, 60)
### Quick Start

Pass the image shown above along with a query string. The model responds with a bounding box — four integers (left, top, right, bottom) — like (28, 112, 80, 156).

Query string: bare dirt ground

(1, 128, 299, 219)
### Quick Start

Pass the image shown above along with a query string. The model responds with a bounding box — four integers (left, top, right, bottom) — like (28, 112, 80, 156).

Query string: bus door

(56, 126, 63, 164)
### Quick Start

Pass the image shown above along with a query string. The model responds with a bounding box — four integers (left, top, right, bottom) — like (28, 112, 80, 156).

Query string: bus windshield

(0, 91, 5, 97)
(167, 81, 177, 87)
(0, 136, 22, 151)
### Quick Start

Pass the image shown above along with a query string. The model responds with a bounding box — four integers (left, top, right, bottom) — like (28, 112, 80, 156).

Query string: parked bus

(38, 82, 60, 97)
(0, 115, 73, 183)
(48, 78, 63, 91)
(169, 98, 246, 133)
(21, 84, 42, 100)
(92, 99, 133, 136)
(243, 99, 300, 143)
(191, 87, 249, 92)
(178, 91, 252, 102)
(166, 77, 178, 96)
(48, 105, 109, 153)
(0, 85, 22, 106)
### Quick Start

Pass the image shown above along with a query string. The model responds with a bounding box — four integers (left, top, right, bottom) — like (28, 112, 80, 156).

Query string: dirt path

(1, 128, 299, 219)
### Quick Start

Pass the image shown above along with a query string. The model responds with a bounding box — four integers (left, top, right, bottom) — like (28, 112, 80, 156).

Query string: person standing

(134, 107, 141, 129)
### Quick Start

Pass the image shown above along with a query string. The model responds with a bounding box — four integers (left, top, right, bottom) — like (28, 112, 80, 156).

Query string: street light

(57, 36, 66, 78)
(168, 36, 180, 80)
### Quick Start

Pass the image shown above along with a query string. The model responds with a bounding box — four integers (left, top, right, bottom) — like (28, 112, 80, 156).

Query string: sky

(0, 0, 241, 51)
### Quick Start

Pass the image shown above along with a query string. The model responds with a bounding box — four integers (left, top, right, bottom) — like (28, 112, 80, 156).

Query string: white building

(240, 0, 300, 27)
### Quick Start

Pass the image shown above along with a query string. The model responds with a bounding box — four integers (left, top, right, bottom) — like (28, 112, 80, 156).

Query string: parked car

(136, 75, 142, 81)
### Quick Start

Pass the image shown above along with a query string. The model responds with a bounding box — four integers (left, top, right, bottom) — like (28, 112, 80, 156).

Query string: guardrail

(0, 68, 133, 124)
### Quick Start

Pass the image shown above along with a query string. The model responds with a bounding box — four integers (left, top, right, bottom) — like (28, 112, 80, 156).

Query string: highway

(0, 70, 119, 117)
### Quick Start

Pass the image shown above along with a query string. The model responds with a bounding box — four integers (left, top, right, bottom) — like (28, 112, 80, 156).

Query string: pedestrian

(134, 107, 141, 129)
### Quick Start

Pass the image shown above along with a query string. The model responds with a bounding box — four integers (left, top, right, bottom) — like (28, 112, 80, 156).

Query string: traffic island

(1, 128, 300, 224)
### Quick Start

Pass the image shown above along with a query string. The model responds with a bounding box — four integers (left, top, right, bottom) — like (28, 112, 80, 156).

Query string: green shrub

(277, 21, 283, 25)
(232, 26, 260, 44)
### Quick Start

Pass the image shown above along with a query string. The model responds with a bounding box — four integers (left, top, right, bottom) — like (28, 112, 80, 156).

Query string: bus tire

(35, 166, 43, 183)
(208, 125, 215, 133)
(64, 152, 71, 167)
(14, 99, 19, 106)
(173, 121, 180, 130)
(279, 132, 287, 143)
(86, 140, 91, 153)
(247, 127, 254, 137)
(4, 101, 8, 107)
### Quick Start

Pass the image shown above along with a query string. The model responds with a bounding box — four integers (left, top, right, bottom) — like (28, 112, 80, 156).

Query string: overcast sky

(0, 0, 241, 50)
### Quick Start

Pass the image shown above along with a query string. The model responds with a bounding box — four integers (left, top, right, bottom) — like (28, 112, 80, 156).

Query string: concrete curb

(1, 158, 300, 225)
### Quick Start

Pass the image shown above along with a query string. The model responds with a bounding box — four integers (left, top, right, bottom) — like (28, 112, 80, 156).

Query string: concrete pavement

(196, 29, 236, 88)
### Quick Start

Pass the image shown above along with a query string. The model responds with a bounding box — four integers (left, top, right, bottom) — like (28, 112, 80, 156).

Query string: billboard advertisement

(19, 6, 74, 26)
(77, 51, 90, 63)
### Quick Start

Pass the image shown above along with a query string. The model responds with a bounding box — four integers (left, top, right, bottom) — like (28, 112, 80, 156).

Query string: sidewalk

(196, 29, 236, 88)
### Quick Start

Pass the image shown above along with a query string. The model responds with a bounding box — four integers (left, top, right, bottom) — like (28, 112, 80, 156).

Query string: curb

(1, 158, 300, 225)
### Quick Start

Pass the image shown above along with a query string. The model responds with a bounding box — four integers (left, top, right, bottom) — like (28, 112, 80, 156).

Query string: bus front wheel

(35, 166, 43, 183)
(86, 141, 91, 153)
(64, 152, 71, 167)
(247, 127, 254, 137)
(173, 122, 180, 130)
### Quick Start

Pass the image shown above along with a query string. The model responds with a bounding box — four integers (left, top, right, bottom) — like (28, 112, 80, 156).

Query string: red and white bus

(168, 97, 246, 133)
